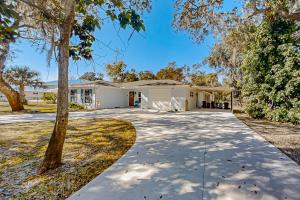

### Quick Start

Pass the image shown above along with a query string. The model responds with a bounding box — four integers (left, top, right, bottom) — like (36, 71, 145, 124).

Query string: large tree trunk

(19, 84, 28, 105)
(39, 2, 75, 174)
(0, 39, 24, 111)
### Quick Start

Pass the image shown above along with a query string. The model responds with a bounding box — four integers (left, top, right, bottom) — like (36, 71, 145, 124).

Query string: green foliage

(106, 61, 141, 82)
(79, 72, 103, 81)
(106, 61, 127, 82)
(242, 18, 300, 124)
(243, 102, 265, 119)
(124, 69, 139, 82)
(69, 15, 99, 61)
(0, 0, 18, 41)
(139, 70, 156, 80)
(69, 102, 84, 110)
(70, 1, 147, 61)
(173, 0, 298, 43)
(190, 73, 221, 87)
(156, 62, 185, 82)
(4, 66, 43, 88)
(42, 92, 57, 104)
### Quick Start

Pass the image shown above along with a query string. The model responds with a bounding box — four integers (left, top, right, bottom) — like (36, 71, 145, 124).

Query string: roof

(121, 80, 184, 88)
(45, 79, 89, 86)
(69, 80, 120, 88)
(67, 79, 231, 92)
(68, 79, 184, 89)
(193, 86, 232, 92)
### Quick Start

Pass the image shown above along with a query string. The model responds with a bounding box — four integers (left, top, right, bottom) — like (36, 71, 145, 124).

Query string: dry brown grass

(0, 118, 136, 199)
(235, 113, 300, 165)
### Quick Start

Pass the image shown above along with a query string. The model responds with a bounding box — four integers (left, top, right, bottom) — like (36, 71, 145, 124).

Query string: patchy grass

(0, 102, 87, 115)
(235, 113, 300, 165)
(0, 118, 136, 199)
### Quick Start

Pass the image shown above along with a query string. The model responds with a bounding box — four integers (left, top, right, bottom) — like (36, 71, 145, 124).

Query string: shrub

(42, 92, 57, 104)
(265, 107, 288, 122)
(244, 102, 265, 119)
(287, 108, 300, 125)
(69, 102, 84, 110)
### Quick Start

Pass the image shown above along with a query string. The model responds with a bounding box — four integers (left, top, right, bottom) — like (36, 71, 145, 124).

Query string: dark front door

(129, 91, 135, 106)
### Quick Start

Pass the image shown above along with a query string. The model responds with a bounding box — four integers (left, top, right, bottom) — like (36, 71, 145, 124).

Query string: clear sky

(8, 0, 219, 82)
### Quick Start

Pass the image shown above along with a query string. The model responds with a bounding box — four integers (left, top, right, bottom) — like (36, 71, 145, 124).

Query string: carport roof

(193, 86, 232, 92)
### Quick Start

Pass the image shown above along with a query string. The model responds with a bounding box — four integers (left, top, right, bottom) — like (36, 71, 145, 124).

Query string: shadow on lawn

(0, 118, 136, 199)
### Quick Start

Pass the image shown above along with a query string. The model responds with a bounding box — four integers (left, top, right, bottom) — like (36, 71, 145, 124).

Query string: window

(70, 89, 77, 103)
(81, 89, 92, 103)
(85, 89, 92, 103)
(138, 92, 142, 103)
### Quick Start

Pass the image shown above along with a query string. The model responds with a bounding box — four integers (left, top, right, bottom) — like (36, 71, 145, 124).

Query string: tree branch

(19, 0, 60, 23)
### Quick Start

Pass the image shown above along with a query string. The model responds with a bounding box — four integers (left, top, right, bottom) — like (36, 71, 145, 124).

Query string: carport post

(230, 91, 233, 112)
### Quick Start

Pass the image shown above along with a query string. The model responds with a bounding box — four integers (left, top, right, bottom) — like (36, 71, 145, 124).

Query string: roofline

(67, 80, 231, 91)
(192, 86, 232, 92)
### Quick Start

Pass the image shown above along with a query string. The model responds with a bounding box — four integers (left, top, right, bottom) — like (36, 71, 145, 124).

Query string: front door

(129, 91, 135, 106)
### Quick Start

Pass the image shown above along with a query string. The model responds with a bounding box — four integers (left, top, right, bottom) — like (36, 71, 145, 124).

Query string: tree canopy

(242, 17, 300, 124)
(190, 72, 220, 87)
(156, 62, 186, 82)
(173, 0, 300, 42)
(139, 70, 156, 80)
(79, 72, 103, 81)
(106, 61, 127, 82)
(4, 66, 43, 104)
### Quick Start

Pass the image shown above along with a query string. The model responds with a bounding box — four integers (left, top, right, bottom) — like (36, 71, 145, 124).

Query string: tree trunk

(19, 84, 28, 105)
(39, 2, 75, 173)
(0, 39, 24, 111)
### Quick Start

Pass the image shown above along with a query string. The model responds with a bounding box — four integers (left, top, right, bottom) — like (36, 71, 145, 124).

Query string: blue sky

(8, 0, 221, 82)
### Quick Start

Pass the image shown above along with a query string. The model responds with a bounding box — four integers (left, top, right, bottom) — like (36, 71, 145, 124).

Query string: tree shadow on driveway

(66, 111, 300, 200)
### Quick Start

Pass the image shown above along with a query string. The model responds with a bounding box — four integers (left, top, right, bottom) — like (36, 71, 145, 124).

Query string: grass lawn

(0, 118, 136, 199)
(0, 102, 87, 115)
(235, 113, 300, 165)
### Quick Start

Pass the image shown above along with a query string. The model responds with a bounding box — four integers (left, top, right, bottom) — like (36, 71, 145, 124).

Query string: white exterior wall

(140, 89, 149, 109)
(68, 84, 194, 111)
(186, 89, 197, 111)
(95, 86, 128, 109)
(171, 87, 187, 111)
(139, 86, 188, 111)
(198, 91, 205, 108)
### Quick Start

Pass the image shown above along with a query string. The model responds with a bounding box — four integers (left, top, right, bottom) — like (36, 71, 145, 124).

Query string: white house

(68, 80, 232, 111)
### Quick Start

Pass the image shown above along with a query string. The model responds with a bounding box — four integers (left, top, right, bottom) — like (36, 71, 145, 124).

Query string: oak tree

(19, 0, 149, 173)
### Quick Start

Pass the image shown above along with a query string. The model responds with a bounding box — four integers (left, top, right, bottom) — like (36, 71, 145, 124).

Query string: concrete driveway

(1, 110, 300, 199)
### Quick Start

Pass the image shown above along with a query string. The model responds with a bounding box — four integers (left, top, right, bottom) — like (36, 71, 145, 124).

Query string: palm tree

(4, 66, 43, 105)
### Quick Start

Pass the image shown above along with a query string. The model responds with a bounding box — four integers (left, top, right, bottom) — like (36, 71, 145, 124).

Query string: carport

(194, 86, 233, 111)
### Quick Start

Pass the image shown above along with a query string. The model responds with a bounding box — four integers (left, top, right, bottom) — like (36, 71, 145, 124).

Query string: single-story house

(68, 80, 233, 111)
